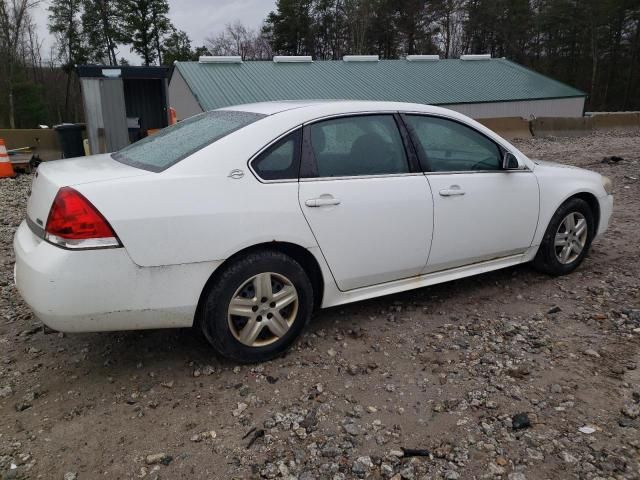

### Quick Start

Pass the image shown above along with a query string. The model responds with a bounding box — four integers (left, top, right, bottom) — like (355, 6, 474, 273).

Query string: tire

(200, 250, 314, 363)
(532, 197, 595, 276)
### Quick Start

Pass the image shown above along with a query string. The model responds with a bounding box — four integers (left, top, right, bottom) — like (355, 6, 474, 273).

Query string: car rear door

(298, 114, 434, 291)
(402, 114, 539, 273)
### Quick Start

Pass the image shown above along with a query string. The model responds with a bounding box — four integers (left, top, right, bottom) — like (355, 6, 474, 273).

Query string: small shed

(78, 65, 170, 154)
(169, 55, 586, 121)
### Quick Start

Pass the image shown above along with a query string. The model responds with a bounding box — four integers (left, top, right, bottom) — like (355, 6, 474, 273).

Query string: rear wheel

(200, 250, 313, 363)
(532, 198, 595, 275)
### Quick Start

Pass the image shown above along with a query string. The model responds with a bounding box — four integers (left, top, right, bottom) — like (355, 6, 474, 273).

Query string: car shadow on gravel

(72, 261, 556, 373)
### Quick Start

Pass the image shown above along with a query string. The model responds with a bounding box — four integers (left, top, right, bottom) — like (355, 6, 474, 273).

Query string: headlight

(602, 176, 613, 195)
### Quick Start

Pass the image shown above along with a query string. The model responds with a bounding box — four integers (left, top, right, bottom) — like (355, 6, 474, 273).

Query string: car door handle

(305, 196, 341, 207)
(439, 186, 466, 197)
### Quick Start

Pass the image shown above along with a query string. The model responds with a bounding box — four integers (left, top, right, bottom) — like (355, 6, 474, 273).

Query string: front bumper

(13, 221, 221, 332)
(595, 194, 613, 240)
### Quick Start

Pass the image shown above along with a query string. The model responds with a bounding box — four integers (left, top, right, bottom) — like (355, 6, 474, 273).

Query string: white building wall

(441, 96, 585, 119)
(168, 69, 204, 121)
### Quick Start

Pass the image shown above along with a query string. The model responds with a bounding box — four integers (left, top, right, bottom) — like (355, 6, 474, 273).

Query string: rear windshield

(112, 110, 265, 172)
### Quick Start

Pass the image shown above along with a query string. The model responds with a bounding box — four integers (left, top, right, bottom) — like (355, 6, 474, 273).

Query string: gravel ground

(0, 130, 639, 480)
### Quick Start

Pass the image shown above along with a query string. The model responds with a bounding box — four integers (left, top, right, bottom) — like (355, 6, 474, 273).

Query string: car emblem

(228, 169, 244, 179)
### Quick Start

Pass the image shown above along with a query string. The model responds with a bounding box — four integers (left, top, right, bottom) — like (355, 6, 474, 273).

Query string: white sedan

(14, 101, 613, 362)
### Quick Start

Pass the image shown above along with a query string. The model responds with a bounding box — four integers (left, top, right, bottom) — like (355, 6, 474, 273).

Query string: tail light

(45, 187, 121, 249)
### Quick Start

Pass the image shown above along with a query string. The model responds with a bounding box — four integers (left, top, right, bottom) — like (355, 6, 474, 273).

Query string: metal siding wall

(100, 78, 129, 152)
(168, 70, 204, 120)
(442, 97, 586, 119)
(80, 78, 104, 155)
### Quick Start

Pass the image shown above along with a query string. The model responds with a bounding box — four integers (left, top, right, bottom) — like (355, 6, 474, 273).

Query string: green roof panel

(174, 58, 585, 111)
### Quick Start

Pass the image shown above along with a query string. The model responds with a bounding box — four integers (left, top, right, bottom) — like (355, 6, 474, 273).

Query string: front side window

(113, 110, 265, 172)
(404, 115, 502, 172)
(308, 115, 409, 177)
(251, 130, 301, 180)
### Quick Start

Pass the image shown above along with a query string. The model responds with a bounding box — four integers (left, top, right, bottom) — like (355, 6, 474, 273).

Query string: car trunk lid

(26, 154, 150, 232)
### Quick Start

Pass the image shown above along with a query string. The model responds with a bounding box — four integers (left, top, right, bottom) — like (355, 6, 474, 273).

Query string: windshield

(112, 110, 266, 172)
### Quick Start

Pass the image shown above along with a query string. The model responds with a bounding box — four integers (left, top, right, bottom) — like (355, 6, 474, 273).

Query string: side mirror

(502, 151, 520, 170)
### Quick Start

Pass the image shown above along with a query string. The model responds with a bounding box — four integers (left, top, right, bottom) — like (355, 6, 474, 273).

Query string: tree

(81, 0, 126, 65)
(121, 0, 172, 65)
(206, 22, 272, 60)
(0, 0, 41, 128)
(162, 28, 193, 64)
(48, 0, 87, 120)
(263, 0, 316, 55)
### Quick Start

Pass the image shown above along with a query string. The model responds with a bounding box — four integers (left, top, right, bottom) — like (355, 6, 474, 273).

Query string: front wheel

(200, 250, 314, 363)
(532, 198, 595, 276)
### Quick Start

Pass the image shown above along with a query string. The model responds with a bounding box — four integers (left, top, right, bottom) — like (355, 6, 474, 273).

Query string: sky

(32, 0, 277, 64)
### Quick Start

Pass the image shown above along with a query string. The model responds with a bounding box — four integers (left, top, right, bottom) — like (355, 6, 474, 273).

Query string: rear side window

(251, 130, 301, 181)
(308, 115, 409, 177)
(113, 110, 265, 172)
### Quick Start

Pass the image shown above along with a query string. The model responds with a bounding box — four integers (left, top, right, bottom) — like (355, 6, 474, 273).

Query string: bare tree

(206, 21, 273, 60)
(0, 0, 41, 128)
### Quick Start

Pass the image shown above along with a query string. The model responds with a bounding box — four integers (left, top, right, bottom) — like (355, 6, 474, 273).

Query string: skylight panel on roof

(343, 55, 379, 62)
(406, 55, 440, 61)
(460, 54, 491, 61)
(199, 56, 243, 64)
(273, 56, 313, 63)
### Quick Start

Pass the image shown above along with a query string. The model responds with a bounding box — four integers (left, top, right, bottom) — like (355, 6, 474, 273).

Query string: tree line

(1, 0, 639, 129)
(0, 0, 199, 128)
(259, 0, 640, 112)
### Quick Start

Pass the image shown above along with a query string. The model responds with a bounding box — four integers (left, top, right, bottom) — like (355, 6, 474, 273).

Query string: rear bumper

(13, 221, 221, 332)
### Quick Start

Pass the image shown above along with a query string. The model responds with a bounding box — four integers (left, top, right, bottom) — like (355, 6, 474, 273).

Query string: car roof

(217, 100, 439, 116)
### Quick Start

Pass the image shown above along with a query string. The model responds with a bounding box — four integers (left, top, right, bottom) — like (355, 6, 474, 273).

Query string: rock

(63, 473, 78, 480)
(232, 402, 248, 417)
(344, 423, 360, 436)
(381, 463, 394, 478)
(300, 409, 317, 430)
(145, 453, 172, 465)
(584, 348, 600, 358)
(487, 463, 505, 475)
(561, 451, 578, 463)
(352, 456, 373, 476)
(508, 473, 527, 480)
(190, 430, 217, 442)
(601, 155, 624, 164)
(621, 402, 640, 419)
(549, 384, 562, 394)
(578, 426, 596, 434)
(547, 306, 562, 314)
(512, 413, 531, 430)
(444, 471, 460, 480)
(618, 417, 634, 428)
(14, 401, 31, 412)
(0, 385, 13, 398)
(399, 466, 415, 479)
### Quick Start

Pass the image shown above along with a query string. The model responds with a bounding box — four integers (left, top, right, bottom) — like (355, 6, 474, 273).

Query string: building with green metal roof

(169, 55, 586, 121)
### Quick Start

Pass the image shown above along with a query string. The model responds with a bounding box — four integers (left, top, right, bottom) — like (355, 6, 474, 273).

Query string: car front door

(402, 114, 539, 273)
(298, 114, 434, 291)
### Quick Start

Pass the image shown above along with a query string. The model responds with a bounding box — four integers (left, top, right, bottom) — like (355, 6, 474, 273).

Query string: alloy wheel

(554, 212, 588, 264)
(227, 272, 299, 347)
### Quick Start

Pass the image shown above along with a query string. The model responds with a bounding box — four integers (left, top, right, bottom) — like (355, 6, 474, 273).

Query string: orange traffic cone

(0, 139, 16, 178)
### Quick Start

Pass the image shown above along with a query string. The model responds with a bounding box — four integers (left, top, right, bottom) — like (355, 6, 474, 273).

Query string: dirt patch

(0, 129, 639, 479)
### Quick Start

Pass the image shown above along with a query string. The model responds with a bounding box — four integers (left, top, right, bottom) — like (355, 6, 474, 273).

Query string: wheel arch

(194, 241, 325, 327)
(565, 191, 600, 233)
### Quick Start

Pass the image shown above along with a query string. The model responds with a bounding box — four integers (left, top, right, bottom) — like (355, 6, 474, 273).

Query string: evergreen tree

(121, 0, 172, 65)
(162, 28, 193, 64)
(81, 0, 126, 65)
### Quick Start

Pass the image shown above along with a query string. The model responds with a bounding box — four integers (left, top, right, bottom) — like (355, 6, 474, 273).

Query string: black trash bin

(54, 123, 85, 158)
